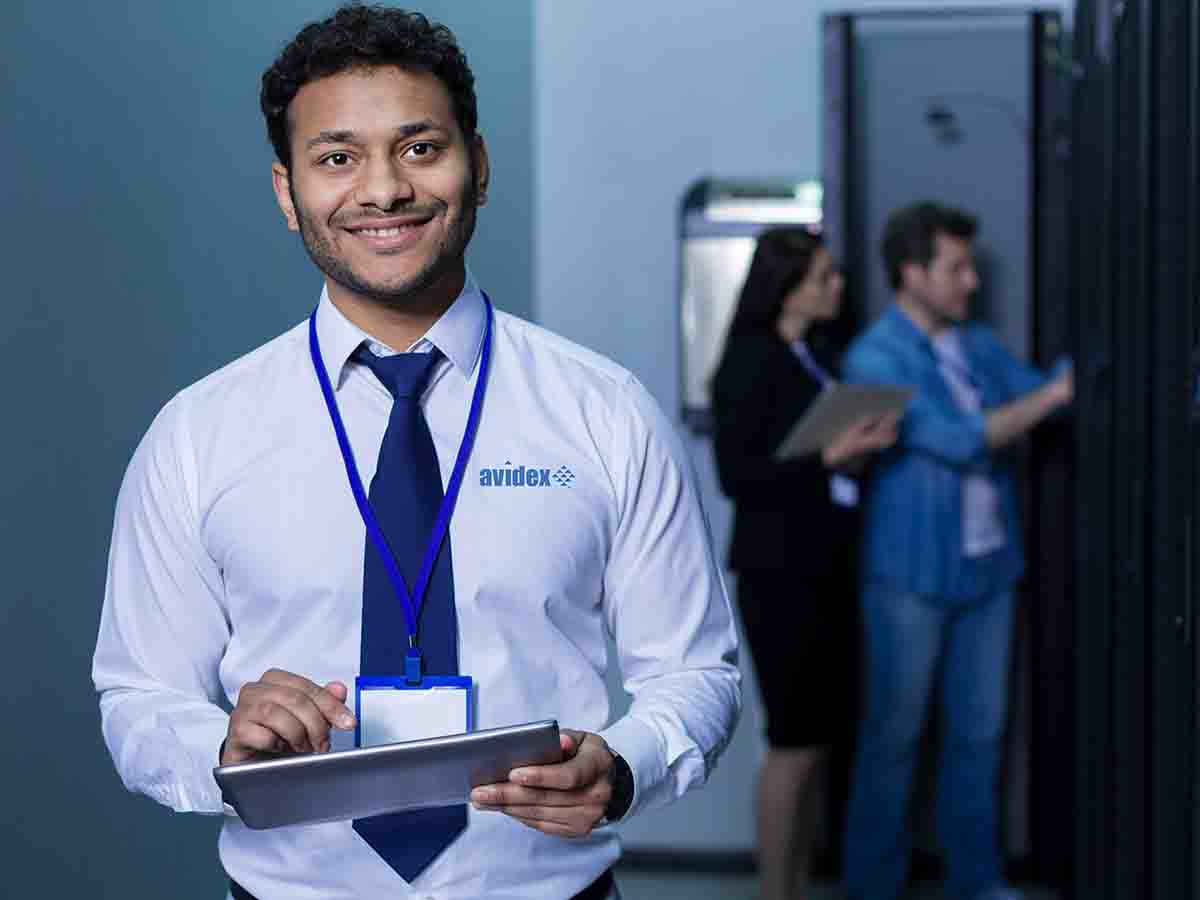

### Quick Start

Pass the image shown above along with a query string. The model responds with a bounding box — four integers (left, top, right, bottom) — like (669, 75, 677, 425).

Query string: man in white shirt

(92, 6, 740, 899)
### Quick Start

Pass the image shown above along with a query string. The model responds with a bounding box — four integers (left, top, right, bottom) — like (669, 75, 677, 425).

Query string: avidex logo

(479, 461, 575, 488)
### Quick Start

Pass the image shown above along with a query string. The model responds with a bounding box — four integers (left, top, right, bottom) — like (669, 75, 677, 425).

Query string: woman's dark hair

(260, 4, 477, 170)
(880, 201, 977, 291)
(726, 227, 825, 338)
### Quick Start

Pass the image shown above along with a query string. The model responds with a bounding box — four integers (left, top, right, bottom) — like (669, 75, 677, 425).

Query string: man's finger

(261, 670, 355, 730)
(509, 758, 596, 792)
(305, 680, 356, 730)
(560, 729, 584, 752)
(286, 688, 339, 752)
(323, 680, 350, 704)
(252, 699, 318, 753)
(472, 783, 603, 808)
(495, 803, 604, 830)
(225, 721, 287, 763)
(490, 801, 583, 822)
(511, 730, 605, 787)
(505, 812, 589, 839)
(245, 684, 334, 753)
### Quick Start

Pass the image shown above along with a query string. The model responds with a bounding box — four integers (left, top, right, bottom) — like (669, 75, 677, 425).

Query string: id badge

(355, 675, 473, 749)
(830, 474, 860, 508)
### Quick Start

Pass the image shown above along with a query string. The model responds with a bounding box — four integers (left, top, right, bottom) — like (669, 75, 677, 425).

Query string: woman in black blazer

(711, 227, 896, 900)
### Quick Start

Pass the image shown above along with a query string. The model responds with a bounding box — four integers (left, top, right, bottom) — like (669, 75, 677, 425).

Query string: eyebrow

(304, 121, 445, 151)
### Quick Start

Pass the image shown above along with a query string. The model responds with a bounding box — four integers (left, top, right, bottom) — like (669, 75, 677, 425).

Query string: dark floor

(613, 869, 1057, 900)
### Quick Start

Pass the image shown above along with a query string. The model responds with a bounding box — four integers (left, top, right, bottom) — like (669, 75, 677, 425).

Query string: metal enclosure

(678, 177, 822, 432)
(1071, 2, 1200, 898)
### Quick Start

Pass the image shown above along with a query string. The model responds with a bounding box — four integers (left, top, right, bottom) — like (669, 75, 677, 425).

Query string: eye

(404, 141, 440, 160)
(320, 152, 353, 168)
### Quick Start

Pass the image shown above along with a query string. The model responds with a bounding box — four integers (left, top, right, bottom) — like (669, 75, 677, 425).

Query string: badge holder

(355, 651, 473, 749)
(830, 473, 860, 508)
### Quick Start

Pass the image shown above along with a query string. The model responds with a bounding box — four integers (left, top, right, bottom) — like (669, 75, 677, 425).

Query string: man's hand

(469, 729, 613, 838)
(221, 669, 356, 765)
(1049, 365, 1074, 408)
(986, 365, 1074, 450)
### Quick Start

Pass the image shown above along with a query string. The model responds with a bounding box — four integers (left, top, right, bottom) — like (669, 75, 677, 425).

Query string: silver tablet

(774, 384, 912, 460)
(214, 719, 561, 830)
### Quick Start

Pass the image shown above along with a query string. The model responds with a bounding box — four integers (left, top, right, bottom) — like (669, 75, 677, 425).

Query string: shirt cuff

(597, 715, 666, 821)
(118, 706, 231, 814)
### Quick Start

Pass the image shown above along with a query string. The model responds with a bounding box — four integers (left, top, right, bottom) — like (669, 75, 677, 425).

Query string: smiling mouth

(343, 219, 431, 251)
(353, 224, 425, 237)
(360, 226, 404, 236)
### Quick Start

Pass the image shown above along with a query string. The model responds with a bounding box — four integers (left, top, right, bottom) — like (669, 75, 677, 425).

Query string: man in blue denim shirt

(841, 203, 1072, 900)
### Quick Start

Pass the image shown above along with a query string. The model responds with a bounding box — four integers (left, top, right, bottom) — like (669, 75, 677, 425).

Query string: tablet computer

(774, 384, 912, 460)
(214, 719, 562, 830)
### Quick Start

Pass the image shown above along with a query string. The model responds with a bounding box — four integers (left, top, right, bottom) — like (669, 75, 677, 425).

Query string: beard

(289, 175, 479, 311)
(912, 284, 968, 326)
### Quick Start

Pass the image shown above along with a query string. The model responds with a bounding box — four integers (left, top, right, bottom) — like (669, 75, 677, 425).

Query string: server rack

(1072, 1, 1199, 898)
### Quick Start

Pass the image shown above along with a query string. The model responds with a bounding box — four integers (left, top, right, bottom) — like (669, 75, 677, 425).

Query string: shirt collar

(313, 271, 489, 390)
(885, 303, 937, 357)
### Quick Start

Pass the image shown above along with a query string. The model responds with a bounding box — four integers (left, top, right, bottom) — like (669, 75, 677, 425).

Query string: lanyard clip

(405, 647, 422, 685)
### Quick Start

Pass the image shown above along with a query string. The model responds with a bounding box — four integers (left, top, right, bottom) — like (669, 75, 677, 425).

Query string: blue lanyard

(790, 339, 835, 388)
(308, 293, 494, 647)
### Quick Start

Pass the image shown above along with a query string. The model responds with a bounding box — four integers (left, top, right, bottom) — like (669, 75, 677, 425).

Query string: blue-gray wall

(534, 0, 1068, 851)
(0, 3, 531, 896)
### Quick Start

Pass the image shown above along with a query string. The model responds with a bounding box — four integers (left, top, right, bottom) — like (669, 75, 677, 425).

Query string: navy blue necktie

(351, 346, 466, 882)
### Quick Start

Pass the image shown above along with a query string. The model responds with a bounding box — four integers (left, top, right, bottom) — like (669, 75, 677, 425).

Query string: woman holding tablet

(711, 227, 897, 900)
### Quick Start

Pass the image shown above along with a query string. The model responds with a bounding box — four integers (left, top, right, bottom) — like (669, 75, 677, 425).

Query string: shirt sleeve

(973, 327, 1074, 412)
(969, 327, 1077, 436)
(596, 376, 742, 820)
(92, 397, 232, 814)
(844, 342, 987, 468)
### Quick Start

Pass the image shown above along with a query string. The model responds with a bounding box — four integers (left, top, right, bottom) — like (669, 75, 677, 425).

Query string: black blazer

(711, 331, 858, 575)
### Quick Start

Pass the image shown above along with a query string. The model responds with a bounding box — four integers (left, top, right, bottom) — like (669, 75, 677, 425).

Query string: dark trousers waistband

(230, 867, 613, 899)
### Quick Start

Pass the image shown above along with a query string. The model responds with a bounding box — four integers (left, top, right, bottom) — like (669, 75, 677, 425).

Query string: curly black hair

(881, 202, 978, 290)
(260, 4, 477, 169)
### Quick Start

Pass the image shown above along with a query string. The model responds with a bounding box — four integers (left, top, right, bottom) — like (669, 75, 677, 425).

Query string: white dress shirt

(93, 275, 741, 900)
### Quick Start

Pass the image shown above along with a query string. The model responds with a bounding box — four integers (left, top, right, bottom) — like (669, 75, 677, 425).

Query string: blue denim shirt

(844, 305, 1056, 600)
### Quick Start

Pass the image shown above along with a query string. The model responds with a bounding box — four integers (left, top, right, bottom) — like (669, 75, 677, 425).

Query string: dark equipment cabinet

(825, 3, 1200, 897)
(1072, 2, 1200, 900)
